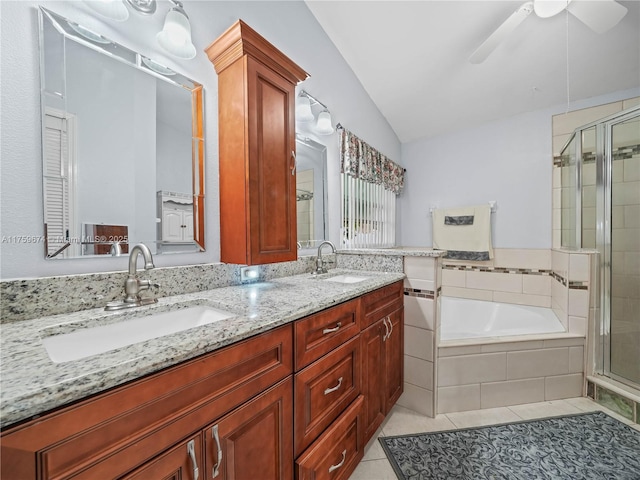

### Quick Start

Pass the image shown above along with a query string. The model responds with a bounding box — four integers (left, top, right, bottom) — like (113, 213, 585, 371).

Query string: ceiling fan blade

(567, 0, 628, 34)
(469, 2, 534, 64)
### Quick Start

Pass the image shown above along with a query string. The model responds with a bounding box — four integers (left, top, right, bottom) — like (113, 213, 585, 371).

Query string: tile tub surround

(437, 335, 586, 414)
(397, 256, 442, 417)
(0, 254, 329, 323)
(0, 268, 404, 427)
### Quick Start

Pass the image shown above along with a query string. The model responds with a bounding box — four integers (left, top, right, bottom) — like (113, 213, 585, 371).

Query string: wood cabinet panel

(294, 299, 360, 370)
(294, 336, 361, 457)
(360, 320, 386, 443)
(361, 281, 403, 329)
(1, 325, 292, 479)
(122, 434, 202, 480)
(295, 395, 365, 480)
(385, 307, 404, 412)
(207, 20, 308, 265)
(204, 377, 293, 480)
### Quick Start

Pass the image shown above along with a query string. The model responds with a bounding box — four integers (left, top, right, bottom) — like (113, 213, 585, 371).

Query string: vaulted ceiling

(305, 1, 640, 143)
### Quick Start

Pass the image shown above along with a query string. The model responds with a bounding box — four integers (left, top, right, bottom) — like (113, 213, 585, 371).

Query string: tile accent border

(442, 265, 552, 276)
(404, 287, 441, 300)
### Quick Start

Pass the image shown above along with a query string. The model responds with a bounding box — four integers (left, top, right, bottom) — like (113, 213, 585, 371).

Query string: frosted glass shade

(296, 96, 314, 123)
(533, 0, 571, 18)
(157, 8, 196, 59)
(315, 111, 334, 135)
(85, 0, 129, 21)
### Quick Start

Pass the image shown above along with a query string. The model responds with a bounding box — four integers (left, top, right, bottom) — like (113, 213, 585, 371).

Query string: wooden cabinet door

(246, 57, 297, 264)
(384, 307, 404, 413)
(360, 320, 386, 443)
(204, 377, 293, 480)
(123, 434, 202, 480)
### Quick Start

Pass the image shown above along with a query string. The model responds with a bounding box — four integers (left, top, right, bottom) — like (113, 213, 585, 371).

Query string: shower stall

(559, 105, 640, 393)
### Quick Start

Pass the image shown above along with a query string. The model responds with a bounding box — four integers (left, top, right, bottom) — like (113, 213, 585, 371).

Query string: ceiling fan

(469, 0, 628, 64)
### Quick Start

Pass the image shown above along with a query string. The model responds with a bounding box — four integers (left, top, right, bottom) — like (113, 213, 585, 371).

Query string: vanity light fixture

(297, 90, 335, 136)
(157, 0, 196, 59)
(296, 95, 314, 123)
(85, 0, 196, 59)
(85, 0, 130, 21)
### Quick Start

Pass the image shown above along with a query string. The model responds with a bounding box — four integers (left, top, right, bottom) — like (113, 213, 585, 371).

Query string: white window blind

(341, 173, 396, 248)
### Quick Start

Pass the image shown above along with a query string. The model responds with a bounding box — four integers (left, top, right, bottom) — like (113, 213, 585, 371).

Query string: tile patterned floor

(348, 397, 640, 480)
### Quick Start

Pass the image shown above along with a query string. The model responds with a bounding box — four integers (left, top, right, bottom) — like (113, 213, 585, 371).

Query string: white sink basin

(42, 305, 236, 363)
(324, 274, 368, 284)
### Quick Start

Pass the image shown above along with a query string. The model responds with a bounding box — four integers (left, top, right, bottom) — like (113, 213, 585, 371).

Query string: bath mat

(379, 411, 640, 480)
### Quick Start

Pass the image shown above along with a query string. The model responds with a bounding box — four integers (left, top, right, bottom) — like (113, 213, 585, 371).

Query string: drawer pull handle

(382, 316, 390, 341)
(328, 449, 347, 473)
(388, 315, 394, 338)
(323, 322, 342, 334)
(187, 439, 199, 480)
(324, 376, 343, 395)
(212, 424, 222, 478)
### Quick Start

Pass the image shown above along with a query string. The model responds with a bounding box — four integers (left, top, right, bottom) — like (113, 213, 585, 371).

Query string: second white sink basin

(324, 274, 368, 284)
(42, 305, 236, 363)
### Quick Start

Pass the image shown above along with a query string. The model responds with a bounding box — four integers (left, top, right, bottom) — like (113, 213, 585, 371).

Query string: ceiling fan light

(534, 0, 572, 18)
(315, 111, 334, 135)
(296, 96, 314, 123)
(85, 0, 129, 21)
(157, 6, 196, 59)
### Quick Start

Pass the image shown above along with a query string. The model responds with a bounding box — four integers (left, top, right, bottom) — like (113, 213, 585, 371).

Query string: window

(341, 174, 396, 248)
(339, 128, 404, 249)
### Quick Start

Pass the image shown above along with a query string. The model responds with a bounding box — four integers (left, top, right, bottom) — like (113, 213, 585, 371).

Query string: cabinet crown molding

(206, 19, 309, 84)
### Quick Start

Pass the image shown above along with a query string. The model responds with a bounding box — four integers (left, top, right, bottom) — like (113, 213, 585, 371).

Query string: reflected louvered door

(43, 111, 70, 257)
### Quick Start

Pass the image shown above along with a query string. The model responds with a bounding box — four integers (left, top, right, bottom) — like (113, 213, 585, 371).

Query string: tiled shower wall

(551, 96, 639, 248)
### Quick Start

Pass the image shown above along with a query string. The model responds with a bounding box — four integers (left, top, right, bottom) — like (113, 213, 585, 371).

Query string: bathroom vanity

(0, 271, 404, 480)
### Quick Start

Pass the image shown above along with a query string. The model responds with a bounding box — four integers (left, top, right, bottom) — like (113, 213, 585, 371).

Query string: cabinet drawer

(294, 299, 359, 370)
(295, 395, 364, 480)
(361, 281, 403, 329)
(294, 336, 361, 457)
(2, 325, 292, 480)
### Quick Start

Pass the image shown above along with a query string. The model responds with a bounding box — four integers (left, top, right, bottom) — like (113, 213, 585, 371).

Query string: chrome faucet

(105, 243, 159, 311)
(312, 241, 336, 275)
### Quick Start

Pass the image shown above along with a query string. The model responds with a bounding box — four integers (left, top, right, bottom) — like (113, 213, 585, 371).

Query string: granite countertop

(339, 247, 446, 257)
(0, 268, 404, 428)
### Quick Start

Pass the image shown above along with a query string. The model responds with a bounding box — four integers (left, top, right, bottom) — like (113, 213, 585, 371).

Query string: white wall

(0, 0, 400, 279)
(398, 88, 640, 249)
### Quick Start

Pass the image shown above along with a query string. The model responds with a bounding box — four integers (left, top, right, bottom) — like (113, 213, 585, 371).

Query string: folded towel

(433, 205, 493, 260)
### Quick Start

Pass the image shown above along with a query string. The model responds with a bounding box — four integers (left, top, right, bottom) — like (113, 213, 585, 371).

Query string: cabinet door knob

(291, 150, 297, 175)
(328, 449, 347, 473)
(324, 376, 343, 395)
(211, 424, 223, 478)
(187, 439, 199, 480)
(322, 321, 342, 335)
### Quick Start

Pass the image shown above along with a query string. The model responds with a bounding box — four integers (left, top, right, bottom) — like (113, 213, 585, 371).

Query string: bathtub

(440, 296, 565, 341)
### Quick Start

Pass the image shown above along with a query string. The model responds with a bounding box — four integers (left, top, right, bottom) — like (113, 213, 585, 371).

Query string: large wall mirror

(295, 135, 327, 253)
(39, 7, 205, 260)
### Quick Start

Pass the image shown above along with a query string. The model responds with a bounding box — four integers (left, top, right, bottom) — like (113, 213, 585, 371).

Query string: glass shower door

(607, 112, 640, 387)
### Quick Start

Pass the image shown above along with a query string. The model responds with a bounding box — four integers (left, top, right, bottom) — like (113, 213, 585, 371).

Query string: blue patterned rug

(380, 411, 640, 480)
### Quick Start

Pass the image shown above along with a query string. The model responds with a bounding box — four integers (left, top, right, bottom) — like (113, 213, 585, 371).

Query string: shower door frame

(599, 106, 640, 389)
(563, 105, 640, 390)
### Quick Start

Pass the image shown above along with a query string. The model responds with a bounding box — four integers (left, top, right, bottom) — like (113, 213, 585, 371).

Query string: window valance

(339, 128, 405, 194)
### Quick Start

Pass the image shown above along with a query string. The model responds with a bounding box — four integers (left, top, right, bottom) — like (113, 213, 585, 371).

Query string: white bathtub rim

(439, 331, 585, 349)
